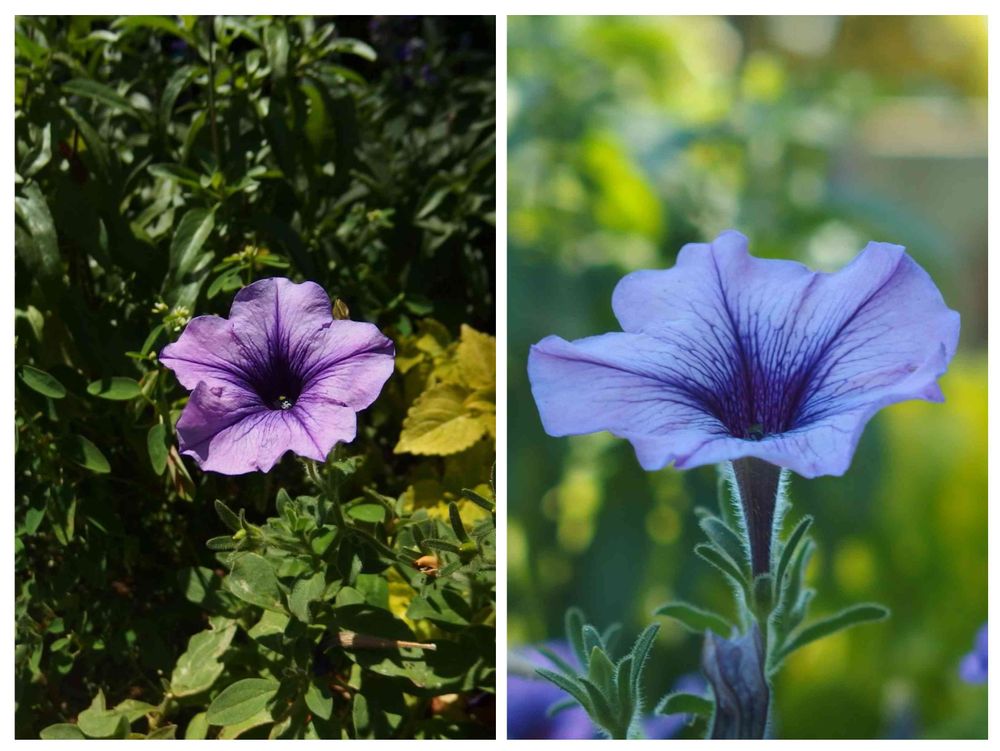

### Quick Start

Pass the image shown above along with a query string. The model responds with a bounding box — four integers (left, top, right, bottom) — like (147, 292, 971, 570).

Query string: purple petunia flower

(959, 622, 987, 684)
(160, 277, 394, 475)
(528, 230, 959, 479)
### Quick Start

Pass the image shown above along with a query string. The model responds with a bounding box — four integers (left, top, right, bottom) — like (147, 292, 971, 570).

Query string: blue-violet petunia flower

(959, 622, 987, 684)
(528, 230, 959, 480)
(160, 277, 394, 475)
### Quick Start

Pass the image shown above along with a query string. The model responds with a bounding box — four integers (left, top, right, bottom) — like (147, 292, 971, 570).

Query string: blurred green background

(507, 16, 986, 739)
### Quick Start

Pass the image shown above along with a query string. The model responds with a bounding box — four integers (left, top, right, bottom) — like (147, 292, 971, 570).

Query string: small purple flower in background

(528, 230, 959, 479)
(160, 278, 394, 475)
(508, 642, 703, 739)
(959, 623, 987, 684)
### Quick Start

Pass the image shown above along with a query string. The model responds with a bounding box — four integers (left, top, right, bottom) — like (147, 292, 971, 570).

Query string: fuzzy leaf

(778, 604, 889, 662)
(225, 553, 285, 613)
(774, 515, 813, 594)
(699, 515, 749, 574)
(695, 543, 747, 588)
(170, 620, 237, 697)
(206, 678, 280, 727)
(658, 692, 714, 717)
(655, 601, 731, 638)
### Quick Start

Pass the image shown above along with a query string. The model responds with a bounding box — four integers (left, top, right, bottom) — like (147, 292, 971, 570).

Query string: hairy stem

(731, 457, 781, 576)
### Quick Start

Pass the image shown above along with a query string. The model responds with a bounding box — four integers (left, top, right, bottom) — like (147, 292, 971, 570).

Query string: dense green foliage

(16, 15, 495, 739)
(508, 16, 985, 739)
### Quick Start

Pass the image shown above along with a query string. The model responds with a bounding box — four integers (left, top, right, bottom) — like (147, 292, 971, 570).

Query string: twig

(335, 630, 436, 652)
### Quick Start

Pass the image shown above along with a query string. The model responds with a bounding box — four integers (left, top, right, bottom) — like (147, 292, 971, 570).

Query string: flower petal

(527, 332, 728, 470)
(595, 230, 959, 476)
(300, 320, 396, 410)
(227, 277, 335, 376)
(176, 382, 291, 475)
(159, 316, 252, 391)
(277, 399, 359, 463)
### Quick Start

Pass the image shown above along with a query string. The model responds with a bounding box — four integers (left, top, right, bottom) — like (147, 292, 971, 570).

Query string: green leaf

(15, 183, 60, 280)
(40, 724, 87, 740)
(587, 646, 615, 693)
(287, 572, 326, 624)
(112, 15, 195, 45)
(146, 724, 177, 739)
(694, 543, 747, 588)
(87, 376, 142, 400)
(170, 620, 237, 697)
(65, 434, 110, 474)
(657, 691, 714, 717)
(214, 499, 242, 532)
(565, 607, 587, 667)
(147, 422, 169, 475)
(113, 698, 157, 723)
(62, 78, 143, 120)
(304, 682, 333, 721)
(625, 623, 660, 694)
(206, 678, 280, 727)
(225, 553, 285, 612)
(699, 515, 749, 574)
(264, 23, 290, 83)
(169, 207, 216, 279)
(777, 604, 890, 661)
(62, 105, 113, 180)
(78, 690, 130, 738)
(184, 713, 209, 740)
(653, 601, 732, 639)
(327, 37, 377, 61)
(159, 65, 198, 131)
(536, 667, 589, 710)
(347, 503, 386, 523)
(448, 502, 470, 542)
(18, 365, 66, 399)
(774, 515, 813, 594)
(351, 691, 371, 739)
(395, 383, 488, 456)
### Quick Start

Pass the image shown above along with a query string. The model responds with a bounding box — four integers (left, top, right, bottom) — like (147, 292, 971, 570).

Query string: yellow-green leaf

(395, 384, 487, 456)
(456, 324, 495, 390)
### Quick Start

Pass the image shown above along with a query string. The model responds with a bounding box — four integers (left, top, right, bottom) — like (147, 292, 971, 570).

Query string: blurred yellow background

(508, 16, 986, 739)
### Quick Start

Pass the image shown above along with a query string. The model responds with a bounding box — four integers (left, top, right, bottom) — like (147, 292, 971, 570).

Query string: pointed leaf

(206, 678, 280, 727)
(448, 502, 470, 542)
(627, 623, 659, 696)
(87, 376, 142, 400)
(214, 499, 242, 532)
(65, 434, 110, 474)
(695, 543, 747, 588)
(778, 604, 889, 661)
(565, 607, 587, 667)
(774, 515, 813, 595)
(655, 601, 731, 637)
(587, 646, 615, 694)
(147, 422, 169, 475)
(225, 553, 285, 612)
(18, 365, 66, 399)
(536, 667, 589, 709)
(699, 515, 749, 573)
(657, 691, 714, 717)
